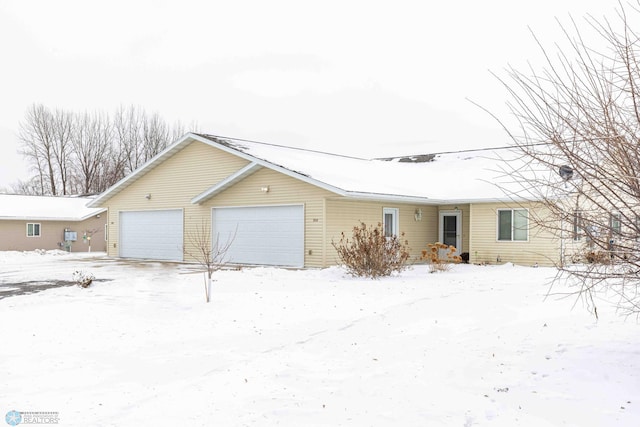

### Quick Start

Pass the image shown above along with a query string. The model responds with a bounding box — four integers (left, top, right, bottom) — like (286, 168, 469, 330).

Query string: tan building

(0, 195, 107, 253)
(88, 133, 560, 267)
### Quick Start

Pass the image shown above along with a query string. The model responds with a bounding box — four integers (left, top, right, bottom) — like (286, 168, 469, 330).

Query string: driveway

(0, 278, 113, 299)
(0, 253, 202, 300)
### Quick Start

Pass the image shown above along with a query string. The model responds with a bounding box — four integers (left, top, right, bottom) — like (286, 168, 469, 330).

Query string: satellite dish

(558, 165, 573, 180)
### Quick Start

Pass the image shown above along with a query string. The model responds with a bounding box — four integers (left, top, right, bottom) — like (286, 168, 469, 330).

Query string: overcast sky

(0, 0, 617, 189)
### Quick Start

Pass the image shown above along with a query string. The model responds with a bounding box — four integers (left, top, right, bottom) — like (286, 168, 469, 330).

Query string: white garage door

(119, 209, 183, 261)
(213, 205, 304, 267)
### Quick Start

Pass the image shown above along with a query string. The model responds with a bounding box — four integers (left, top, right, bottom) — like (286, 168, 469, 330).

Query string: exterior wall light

(260, 186, 270, 193)
(414, 208, 422, 221)
(145, 194, 152, 200)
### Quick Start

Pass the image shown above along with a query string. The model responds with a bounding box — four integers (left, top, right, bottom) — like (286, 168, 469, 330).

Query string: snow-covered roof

(193, 134, 536, 203)
(0, 194, 106, 221)
(90, 132, 542, 207)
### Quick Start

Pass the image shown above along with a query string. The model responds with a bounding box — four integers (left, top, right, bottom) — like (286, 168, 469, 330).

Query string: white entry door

(119, 209, 184, 261)
(212, 205, 304, 267)
(439, 210, 462, 254)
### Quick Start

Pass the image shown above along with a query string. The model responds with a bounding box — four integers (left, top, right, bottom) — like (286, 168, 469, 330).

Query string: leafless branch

(490, 1, 640, 316)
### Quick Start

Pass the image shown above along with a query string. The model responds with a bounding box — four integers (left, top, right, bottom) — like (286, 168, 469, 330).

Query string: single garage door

(119, 209, 184, 261)
(213, 205, 304, 267)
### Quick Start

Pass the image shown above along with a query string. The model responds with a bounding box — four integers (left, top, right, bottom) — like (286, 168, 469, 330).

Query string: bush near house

(421, 242, 461, 273)
(332, 222, 410, 279)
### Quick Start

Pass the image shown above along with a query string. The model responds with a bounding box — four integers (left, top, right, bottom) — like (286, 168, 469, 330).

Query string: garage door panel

(213, 205, 304, 267)
(120, 209, 183, 261)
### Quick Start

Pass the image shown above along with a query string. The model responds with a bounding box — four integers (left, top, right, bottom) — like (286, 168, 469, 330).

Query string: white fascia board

(0, 208, 107, 222)
(442, 196, 545, 205)
(1, 216, 82, 221)
(342, 191, 434, 204)
(341, 193, 545, 205)
(191, 162, 262, 204)
(78, 208, 108, 221)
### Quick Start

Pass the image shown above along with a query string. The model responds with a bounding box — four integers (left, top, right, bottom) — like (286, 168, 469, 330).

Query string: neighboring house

(0, 194, 107, 252)
(88, 133, 559, 267)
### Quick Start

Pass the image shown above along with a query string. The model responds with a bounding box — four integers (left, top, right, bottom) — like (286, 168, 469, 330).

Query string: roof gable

(191, 162, 262, 204)
(89, 133, 351, 207)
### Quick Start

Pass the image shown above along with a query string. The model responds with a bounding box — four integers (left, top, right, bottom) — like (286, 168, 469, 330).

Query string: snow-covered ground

(0, 251, 638, 426)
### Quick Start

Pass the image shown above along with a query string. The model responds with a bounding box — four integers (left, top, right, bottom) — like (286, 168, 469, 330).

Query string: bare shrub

(585, 251, 611, 265)
(185, 220, 235, 303)
(421, 242, 461, 273)
(332, 222, 410, 279)
(72, 270, 94, 288)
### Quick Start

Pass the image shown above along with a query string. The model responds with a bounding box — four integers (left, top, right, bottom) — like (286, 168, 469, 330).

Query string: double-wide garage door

(213, 205, 304, 267)
(119, 209, 184, 261)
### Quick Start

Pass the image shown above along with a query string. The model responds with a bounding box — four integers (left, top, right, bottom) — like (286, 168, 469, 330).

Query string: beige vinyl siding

(325, 199, 437, 265)
(103, 139, 337, 266)
(105, 141, 250, 258)
(203, 167, 335, 268)
(437, 204, 470, 253)
(469, 202, 560, 266)
(0, 215, 107, 252)
(560, 198, 640, 264)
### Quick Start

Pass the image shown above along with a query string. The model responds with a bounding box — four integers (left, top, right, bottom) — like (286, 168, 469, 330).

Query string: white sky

(0, 0, 618, 188)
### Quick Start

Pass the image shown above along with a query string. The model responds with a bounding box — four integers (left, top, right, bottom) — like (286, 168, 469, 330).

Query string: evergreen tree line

(14, 104, 194, 195)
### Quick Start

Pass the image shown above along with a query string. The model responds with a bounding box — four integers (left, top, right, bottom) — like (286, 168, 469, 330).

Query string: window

(27, 223, 41, 237)
(497, 209, 528, 241)
(572, 210, 583, 241)
(383, 208, 399, 237)
(610, 212, 622, 235)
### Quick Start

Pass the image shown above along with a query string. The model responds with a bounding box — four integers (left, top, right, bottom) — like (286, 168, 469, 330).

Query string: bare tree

(490, 1, 640, 316)
(18, 104, 74, 195)
(113, 105, 145, 174)
(17, 103, 193, 195)
(72, 111, 113, 194)
(51, 108, 74, 195)
(113, 105, 184, 176)
(142, 112, 171, 161)
(10, 177, 46, 196)
(19, 104, 58, 195)
(185, 220, 236, 303)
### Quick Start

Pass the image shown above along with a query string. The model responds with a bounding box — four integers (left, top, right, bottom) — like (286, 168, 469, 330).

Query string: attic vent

(397, 154, 436, 163)
(558, 165, 573, 180)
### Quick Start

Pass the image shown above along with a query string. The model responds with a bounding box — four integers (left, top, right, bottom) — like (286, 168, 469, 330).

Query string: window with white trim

(383, 207, 399, 237)
(27, 223, 41, 237)
(572, 210, 583, 241)
(610, 212, 622, 235)
(497, 209, 528, 241)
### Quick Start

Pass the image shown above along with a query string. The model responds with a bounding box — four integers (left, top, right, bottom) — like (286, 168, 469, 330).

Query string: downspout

(322, 198, 327, 267)
(560, 212, 564, 268)
(468, 204, 474, 264)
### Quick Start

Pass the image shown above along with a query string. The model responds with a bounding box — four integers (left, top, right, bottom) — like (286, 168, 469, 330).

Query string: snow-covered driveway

(0, 251, 638, 426)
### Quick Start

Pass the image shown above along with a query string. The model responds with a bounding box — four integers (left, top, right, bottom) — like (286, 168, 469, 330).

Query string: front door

(439, 211, 462, 255)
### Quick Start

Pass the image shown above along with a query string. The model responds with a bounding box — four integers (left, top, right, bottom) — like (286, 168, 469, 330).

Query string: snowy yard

(0, 251, 638, 426)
